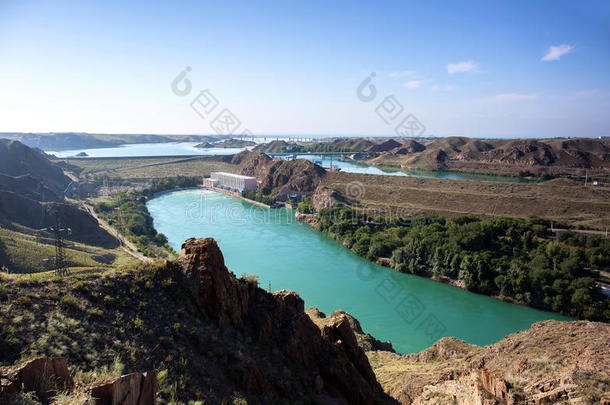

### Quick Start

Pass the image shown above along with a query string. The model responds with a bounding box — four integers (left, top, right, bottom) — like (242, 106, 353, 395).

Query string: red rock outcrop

(87, 371, 156, 405)
(0, 357, 73, 403)
(178, 237, 250, 328)
(177, 238, 394, 404)
(234, 151, 326, 199)
(311, 186, 345, 211)
(309, 309, 395, 353)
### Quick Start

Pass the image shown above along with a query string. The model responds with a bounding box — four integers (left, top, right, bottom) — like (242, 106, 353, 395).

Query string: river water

(46, 143, 535, 182)
(275, 154, 536, 182)
(46, 142, 247, 158)
(147, 189, 570, 353)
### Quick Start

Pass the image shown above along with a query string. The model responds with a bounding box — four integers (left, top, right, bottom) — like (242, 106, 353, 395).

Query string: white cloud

(487, 93, 539, 103)
(541, 44, 574, 61)
(402, 80, 423, 89)
(447, 60, 480, 74)
(388, 70, 415, 78)
(431, 84, 454, 92)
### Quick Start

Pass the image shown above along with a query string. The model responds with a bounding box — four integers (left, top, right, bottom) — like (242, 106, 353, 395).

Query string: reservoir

(273, 154, 537, 183)
(47, 142, 248, 158)
(47, 142, 535, 183)
(147, 189, 570, 353)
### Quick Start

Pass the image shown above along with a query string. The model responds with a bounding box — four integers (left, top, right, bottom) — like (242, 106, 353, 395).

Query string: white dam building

(203, 172, 258, 192)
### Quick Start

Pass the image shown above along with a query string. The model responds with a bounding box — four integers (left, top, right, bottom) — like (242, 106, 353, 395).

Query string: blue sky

(0, 0, 609, 138)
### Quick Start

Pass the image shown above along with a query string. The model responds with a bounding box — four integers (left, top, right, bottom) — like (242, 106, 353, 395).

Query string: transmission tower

(52, 219, 68, 277)
(42, 215, 71, 277)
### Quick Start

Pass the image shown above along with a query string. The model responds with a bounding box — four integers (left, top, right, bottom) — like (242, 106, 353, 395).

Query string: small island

(195, 139, 258, 149)
(194, 142, 216, 148)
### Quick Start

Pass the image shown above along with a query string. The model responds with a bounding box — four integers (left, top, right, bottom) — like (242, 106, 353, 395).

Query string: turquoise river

(147, 189, 571, 353)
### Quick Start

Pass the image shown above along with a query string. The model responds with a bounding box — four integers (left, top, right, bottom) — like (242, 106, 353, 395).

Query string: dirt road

(76, 201, 152, 263)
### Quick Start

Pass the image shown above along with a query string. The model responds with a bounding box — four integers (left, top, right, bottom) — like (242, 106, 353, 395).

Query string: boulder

(0, 357, 73, 403)
(87, 371, 156, 405)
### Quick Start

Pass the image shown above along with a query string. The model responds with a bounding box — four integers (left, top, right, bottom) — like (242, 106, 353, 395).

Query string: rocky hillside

(0, 238, 394, 404)
(0, 133, 219, 150)
(233, 150, 326, 199)
(0, 140, 120, 271)
(369, 137, 610, 177)
(0, 139, 71, 195)
(307, 311, 610, 405)
(253, 138, 406, 154)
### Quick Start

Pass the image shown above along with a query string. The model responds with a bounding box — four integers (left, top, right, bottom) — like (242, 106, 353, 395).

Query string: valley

(0, 136, 609, 404)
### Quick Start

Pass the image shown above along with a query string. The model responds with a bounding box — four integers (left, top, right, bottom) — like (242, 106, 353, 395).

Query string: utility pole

(42, 215, 71, 277)
(584, 170, 588, 187)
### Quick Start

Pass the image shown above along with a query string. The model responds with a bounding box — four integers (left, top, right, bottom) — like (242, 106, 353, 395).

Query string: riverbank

(201, 185, 273, 208)
(303, 206, 609, 322)
(147, 189, 572, 354)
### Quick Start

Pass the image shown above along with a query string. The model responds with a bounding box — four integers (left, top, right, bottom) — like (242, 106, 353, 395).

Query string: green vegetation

(317, 208, 610, 321)
(0, 227, 137, 274)
(94, 176, 200, 257)
(296, 201, 314, 214)
(241, 188, 275, 206)
(0, 260, 268, 404)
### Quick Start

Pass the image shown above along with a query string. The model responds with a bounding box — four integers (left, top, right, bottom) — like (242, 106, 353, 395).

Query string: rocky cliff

(233, 150, 326, 199)
(365, 320, 610, 404)
(0, 237, 394, 404)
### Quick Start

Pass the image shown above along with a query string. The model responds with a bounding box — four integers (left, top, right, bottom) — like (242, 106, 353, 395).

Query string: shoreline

(149, 185, 274, 209)
(149, 186, 204, 199)
(294, 212, 574, 320)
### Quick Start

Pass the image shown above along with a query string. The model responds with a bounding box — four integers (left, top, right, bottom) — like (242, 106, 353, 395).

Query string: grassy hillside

(0, 239, 393, 404)
(0, 226, 138, 274)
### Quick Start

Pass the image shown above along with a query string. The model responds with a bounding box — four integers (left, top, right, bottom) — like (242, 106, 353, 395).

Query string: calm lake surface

(47, 142, 247, 158)
(46, 142, 533, 182)
(147, 189, 570, 353)
(275, 154, 535, 182)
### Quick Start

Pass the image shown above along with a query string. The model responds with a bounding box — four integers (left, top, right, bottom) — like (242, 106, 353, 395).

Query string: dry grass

(322, 172, 610, 228)
(65, 156, 236, 179)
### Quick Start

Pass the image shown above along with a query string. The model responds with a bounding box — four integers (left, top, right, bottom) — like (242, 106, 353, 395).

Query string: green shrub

(59, 295, 80, 310)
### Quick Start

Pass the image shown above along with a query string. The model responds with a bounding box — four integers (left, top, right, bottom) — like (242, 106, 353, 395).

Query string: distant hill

(0, 139, 118, 272)
(253, 140, 302, 153)
(0, 139, 71, 195)
(369, 136, 610, 176)
(253, 138, 406, 154)
(0, 132, 220, 150)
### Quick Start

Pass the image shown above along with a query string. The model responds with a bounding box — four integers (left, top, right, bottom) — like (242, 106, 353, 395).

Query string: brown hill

(0, 174, 61, 202)
(0, 139, 71, 195)
(365, 320, 610, 404)
(368, 139, 402, 152)
(235, 151, 326, 199)
(369, 137, 610, 176)
(0, 139, 118, 268)
(253, 140, 300, 153)
(0, 238, 395, 404)
(394, 139, 425, 155)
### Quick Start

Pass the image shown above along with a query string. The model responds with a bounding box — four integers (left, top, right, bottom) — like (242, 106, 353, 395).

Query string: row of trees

(317, 208, 610, 322)
(241, 189, 275, 206)
(94, 176, 199, 256)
